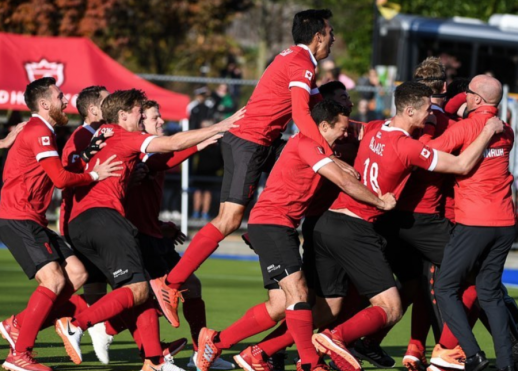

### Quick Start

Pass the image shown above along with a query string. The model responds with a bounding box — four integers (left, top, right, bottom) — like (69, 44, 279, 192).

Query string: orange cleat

(2, 349, 52, 371)
(311, 330, 362, 371)
(150, 275, 185, 328)
(196, 328, 222, 371)
(430, 344, 465, 370)
(0, 316, 20, 350)
(403, 344, 428, 371)
(234, 345, 273, 371)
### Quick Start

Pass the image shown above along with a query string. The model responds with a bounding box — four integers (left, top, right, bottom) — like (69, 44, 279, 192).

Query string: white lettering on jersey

(305, 70, 313, 81)
(280, 48, 293, 56)
(41, 136, 50, 146)
(369, 137, 385, 156)
(483, 148, 504, 158)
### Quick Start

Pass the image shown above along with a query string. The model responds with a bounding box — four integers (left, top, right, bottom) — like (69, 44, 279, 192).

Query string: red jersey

(70, 124, 155, 222)
(331, 123, 437, 223)
(0, 115, 62, 226)
(249, 133, 332, 228)
(429, 106, 515, 226)
(397, 106, 457, 214)
(125, 147, 197, 238)
(59, 123, 96, 235)
(230, 44, 328, 151)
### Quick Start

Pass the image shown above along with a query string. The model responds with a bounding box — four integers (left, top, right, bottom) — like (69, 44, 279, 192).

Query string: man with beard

(0, 77, 121, 371)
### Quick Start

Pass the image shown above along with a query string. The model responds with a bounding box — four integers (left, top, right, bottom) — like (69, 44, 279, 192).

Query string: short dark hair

(292, 9, 332, 45)
(319, 81, 346, 100)
(446, 78, 470, 100)
(394, 82, 432, 114)
(142, 100, 160, 111)
(311, 99, 349, 127)
(101, 89, 147, 124)
(76, 86, 108, 119)
(414, 57, 446, 94)
(24, 77, 56, 112)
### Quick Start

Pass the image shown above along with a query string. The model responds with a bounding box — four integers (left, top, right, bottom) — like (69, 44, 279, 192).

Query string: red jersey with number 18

(330, 122, 437, 223)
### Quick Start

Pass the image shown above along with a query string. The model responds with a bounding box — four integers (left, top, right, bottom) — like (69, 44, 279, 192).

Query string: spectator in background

(187, 86, 215, 130)
(320, 60, 355, 90)
(357, 68, 385, 119)
(212, 84, 236, 122)
(220, 56, 242, 102)
(351, 98, 380, 122)
(191, 119, 224, 221)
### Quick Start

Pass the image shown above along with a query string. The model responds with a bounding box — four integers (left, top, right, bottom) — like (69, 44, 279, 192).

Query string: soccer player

(311, 82, 503, 371)
(154, 9, 361, 329)
(0, 77, 121, 371)
(124, 100, 234, 370)
(433, 75, 515, 371)
(54, 89, 241, 371)
(195, 99, 397, 371)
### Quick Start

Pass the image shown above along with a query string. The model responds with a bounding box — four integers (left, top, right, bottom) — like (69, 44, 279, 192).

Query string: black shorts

(66, 235, 107, 285)
(220, 133, 286, 205)
(375, 211, 452, 282)
(137, 233, 181, 279)
(248, 224, 302, 289)
(302, 215, 327, 291)
(0, 219, 74, 279)
(313, 211, 395, 299)
(69, 208, 146, 289)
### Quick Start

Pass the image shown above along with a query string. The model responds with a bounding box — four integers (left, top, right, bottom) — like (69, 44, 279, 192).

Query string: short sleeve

(122, 131, 157, 154)
(429, 121, 469, 153)
(288, 56, 318, 95)
(27, 125, 59, 162)
(298, 137, 333, 173)
(398, 137, 438, 171)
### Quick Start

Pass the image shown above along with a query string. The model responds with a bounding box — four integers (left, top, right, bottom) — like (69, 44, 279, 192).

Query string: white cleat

(188, 352, 236, 370)
(87, 322, 113, 365)
(55, 317, 84, 364)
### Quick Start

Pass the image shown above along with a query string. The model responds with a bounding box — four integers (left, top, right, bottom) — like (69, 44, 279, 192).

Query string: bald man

(429, 75, 515, 371)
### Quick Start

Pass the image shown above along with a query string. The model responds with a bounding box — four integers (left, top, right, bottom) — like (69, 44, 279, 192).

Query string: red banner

(0, 33, 189, 121)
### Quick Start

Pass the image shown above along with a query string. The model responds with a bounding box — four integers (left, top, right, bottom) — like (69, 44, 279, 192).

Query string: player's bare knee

(35, 262, 66, 294)
(127, 281, 149, 305)
(65, 263, 88, 290)
(370, 287, 402, 326)
(266, 289, 286, 321)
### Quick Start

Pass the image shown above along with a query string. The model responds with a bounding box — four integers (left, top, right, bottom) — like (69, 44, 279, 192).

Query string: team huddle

(0, 8, 516, 371)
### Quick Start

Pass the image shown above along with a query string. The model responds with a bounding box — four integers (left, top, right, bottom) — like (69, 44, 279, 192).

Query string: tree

(0, 0, 253, 75)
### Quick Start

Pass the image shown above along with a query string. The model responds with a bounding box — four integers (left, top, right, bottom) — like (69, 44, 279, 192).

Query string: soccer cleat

(312, 330, 362, 371)
(189, 351, 235, 370)
(0, 316, 20, 350)
(427, 365, 452, 371)
(149, 275, 185, 328)
(55, 317, 83, 365)
(430, 344, 465, 370)
(162, 338, 188, 362)
(403, 344, 428, 371)
(234, 345, 272, 371)
(142, 358, 186, 371)
(87, 322, 113, 365)
(196, 328, 222, 371)
(351, 339, 395, 368)
(2, 349, 52, 371)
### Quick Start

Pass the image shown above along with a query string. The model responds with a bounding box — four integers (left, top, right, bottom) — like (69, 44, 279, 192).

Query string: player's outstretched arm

(318, 162, 396, 210)
(0, 121, 26, 149)
(146, 108, 245, 153)
(432, 116, 503, 175)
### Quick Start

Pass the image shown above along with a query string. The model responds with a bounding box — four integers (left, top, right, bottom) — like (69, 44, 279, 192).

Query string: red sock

(320, 284, 367, 332)
(333, 306, 387, 345)
(285, 306, 319, 368)
(106, 313, 128, 336)
(166, 223, 224, 289)
(439, 285, 478, 349)
(258, 321, 294, 356)
(73, 287, 134, 331)
(41, 294, 89, 330)
(135, 296, 162, 358)
(183, 297, 206, 351)
(216, 303, 277, 349)
(15, 286, 57, 352)
(407, 291, 431, 352)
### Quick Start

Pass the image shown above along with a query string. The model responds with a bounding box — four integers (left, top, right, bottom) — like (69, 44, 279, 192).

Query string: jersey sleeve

(27, 125, 59, 161)
(144, 146, 198, 172)
(397, 136, 438, 171)
(298, 137, 333, 173)
(288, 56, 319, 95)
(122, 130, 157, 154)
(428, 121, 469, 153)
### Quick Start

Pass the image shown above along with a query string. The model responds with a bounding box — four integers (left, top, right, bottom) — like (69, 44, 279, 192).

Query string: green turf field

(0, 249, 513, 371)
